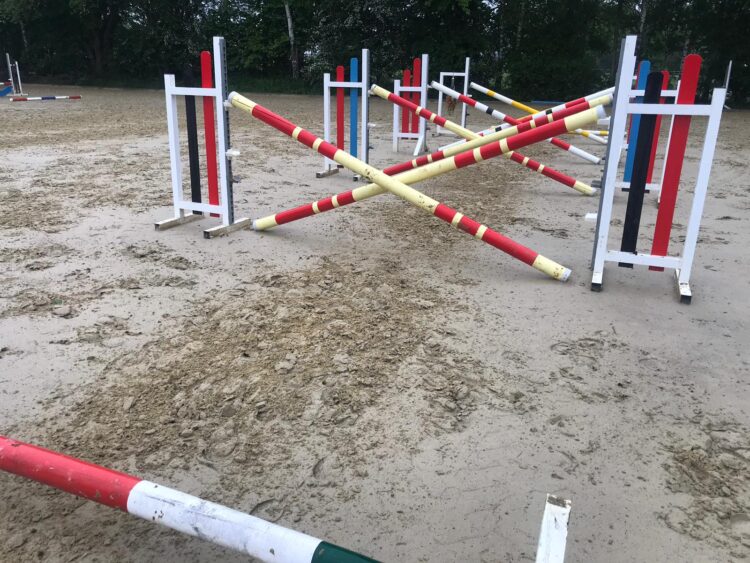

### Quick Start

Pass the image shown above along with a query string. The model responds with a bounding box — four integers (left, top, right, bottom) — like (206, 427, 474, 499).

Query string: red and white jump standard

(392, 54, 429, 156)
(0, 436, 376, 563)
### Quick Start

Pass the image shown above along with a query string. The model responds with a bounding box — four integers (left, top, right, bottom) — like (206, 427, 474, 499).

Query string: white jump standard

(434, 56, 471, 134)
(318, 49, 370, 180)
(590, 35, 726, 302)
(155, 37, 250, 238)
(392, 54, 429, 156)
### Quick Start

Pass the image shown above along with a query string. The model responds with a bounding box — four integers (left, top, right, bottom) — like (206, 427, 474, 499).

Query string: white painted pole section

(677, 86, 726, 287)
(590, 35, 637, 286)
(321, 72, 334, 173)
(535, 495, 572, 563)
(392, 78, 401, 152)
(461, 56, 470, 128)
(214, 36, 232, 226)
(127, 481, 321, 563)
(413, 53, 429, 156)
(164, 74, 185, 222)
(361, 48, 370, 164)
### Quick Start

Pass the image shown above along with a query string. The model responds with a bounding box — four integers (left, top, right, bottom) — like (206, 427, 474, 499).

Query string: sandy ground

(0, 83, 748, 562)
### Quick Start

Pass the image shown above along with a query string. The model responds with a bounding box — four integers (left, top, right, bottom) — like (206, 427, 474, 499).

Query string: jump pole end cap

(251, 219, 259, 231)
(560, 268, 572, 282)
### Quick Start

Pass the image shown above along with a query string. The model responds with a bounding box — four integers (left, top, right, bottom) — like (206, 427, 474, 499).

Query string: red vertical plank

(647, 71, 671, 183)
(649, 55, 702, 271)
(336, 65, 345, 150)
(401, 69, 411, 133)
(201, 51, 219, 217)
(411, 57, 422, 133)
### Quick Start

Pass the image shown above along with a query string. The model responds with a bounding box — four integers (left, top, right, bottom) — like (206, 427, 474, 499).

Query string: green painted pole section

(312, 541, 380, 563)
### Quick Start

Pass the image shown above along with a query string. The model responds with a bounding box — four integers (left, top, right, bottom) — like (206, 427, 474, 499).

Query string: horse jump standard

(155, 37, 250, 238)
(318, 49, 370, 179)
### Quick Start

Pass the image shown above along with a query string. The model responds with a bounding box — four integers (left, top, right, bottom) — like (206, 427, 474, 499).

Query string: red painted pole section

(201, 51, 219, 217)
(336, 65, 345, 150)
(646, 71, 670, 184)
(401, 69, 411, 133)
(649, 56, 702, 271)
(411, 58, 421, 133)
(0, 436, 140, 511)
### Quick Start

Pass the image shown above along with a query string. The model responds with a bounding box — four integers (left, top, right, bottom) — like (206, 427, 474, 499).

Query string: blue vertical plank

(350, 57, 359, 158)
(623, 60, 650, 182)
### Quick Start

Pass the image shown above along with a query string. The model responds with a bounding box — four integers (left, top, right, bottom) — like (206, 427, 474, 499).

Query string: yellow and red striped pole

(371, 84, 596, 195)
(430, 81, 601, 164)
(253, 99, 608, 232)
(471, 83, 611, 145)
(229, 92, 572, 281)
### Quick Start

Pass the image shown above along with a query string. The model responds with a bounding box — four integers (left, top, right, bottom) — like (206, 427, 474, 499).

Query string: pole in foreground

(229, 91, 572, 281)
(0, 436, 377, 563)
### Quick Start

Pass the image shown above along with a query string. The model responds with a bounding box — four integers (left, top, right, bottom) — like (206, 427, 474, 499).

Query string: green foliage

(0, 0, 745, 104)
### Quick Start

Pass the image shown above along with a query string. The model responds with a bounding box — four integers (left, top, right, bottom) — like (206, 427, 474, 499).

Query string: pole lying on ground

(229, 91, 574, 280)
(371, 84, 596, 195)
(252, 96, 610, 232)
(0, 436, 376, 563)
(10, 95, 81, 102)
(471, 82, 612, 145)
(430, 81, 601, 164)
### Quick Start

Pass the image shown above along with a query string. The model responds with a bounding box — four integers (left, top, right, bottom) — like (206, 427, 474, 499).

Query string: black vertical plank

(619, 71, 663, 266)
(184, 95, 202, 213)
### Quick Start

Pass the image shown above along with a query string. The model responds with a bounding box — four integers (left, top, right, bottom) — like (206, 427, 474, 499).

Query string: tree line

(0, 0, 746, 104)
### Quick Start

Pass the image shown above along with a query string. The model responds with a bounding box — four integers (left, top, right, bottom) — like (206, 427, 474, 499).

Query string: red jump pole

(649, 55, 702, 271)
(410, 58, 421, 133)
(336, 65, 345, 150)
(201, 51, 220, 217)
(401, 69, 411, 133)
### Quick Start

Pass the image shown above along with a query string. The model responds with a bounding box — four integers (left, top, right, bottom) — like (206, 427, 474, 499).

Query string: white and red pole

(0, 436, 376, 563)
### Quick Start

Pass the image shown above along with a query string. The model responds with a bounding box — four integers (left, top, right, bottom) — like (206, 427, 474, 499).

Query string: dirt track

(0, 84, 748, 562)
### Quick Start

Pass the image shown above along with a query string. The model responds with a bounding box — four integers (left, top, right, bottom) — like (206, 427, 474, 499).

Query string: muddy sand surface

(0, 84, 748, 562)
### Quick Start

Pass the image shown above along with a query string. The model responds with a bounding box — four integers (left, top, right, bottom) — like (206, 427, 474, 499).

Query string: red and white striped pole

(253, 98, 609, 231)
(229, 91, 574, 280)
(10, 95, 81, 102)
(0, 436, 376, 563)
(430, 81, 601, 164)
